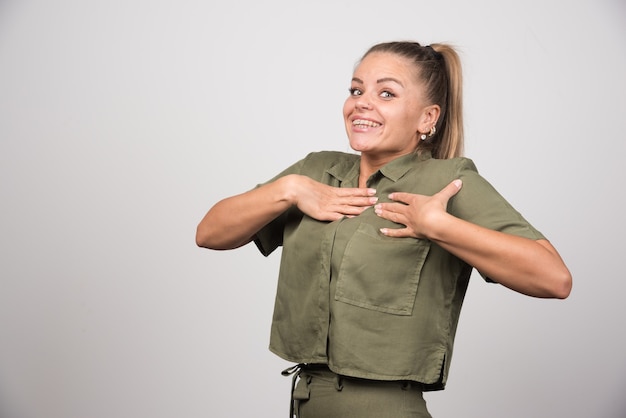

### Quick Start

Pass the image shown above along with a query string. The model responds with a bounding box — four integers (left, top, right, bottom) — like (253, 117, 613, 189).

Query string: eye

(380, 90, 395, 99)
(348, 87, 363, 96)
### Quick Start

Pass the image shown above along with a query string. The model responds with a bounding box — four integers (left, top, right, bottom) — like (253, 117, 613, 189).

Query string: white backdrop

(1, 0, 625, 417)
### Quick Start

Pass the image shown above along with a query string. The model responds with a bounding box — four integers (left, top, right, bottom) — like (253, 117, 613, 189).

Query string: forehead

(353, 52, 419, 83)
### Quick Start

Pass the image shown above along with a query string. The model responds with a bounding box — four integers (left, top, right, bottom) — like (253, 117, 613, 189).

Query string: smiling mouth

(352, 119, 381, 128)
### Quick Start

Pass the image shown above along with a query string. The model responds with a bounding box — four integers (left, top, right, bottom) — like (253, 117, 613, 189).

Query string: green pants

(290, 365, 432, 418)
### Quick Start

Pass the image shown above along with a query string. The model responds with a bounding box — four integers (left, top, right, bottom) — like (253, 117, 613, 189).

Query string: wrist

(423, 211, 456, 242)
(275, 174, 300, 207)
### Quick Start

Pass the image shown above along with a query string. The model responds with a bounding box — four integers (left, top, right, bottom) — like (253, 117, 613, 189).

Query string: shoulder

(423, 156, 478, 174)
(410, 156, 479, 188)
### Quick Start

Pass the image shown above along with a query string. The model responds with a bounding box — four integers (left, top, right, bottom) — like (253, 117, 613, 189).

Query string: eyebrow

(352, 76, 405, 87)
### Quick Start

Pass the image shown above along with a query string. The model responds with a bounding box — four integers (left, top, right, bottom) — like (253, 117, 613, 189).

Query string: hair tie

(425, 44, 442, 60)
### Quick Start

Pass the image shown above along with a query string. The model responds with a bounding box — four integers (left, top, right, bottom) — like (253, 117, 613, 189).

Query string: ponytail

(430, 43, 464, 159)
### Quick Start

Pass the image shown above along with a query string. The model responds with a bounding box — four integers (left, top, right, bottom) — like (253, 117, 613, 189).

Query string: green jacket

(255, 151, 544, 390)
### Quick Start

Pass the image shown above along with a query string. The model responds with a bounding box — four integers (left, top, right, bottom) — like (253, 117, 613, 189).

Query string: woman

(196, 41, 572, 418)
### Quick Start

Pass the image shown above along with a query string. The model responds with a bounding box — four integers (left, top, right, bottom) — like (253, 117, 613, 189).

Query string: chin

(348, 138, 371, 153)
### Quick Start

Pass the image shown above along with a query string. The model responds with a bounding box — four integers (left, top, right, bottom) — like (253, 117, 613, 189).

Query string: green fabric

(294, 365, 432, 418)
(254, 151, 544, 390)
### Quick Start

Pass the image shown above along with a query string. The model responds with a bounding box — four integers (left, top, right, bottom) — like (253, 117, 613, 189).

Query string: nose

(356, 96, 372, 110)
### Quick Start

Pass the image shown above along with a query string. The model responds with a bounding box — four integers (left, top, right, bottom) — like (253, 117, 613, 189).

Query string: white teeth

(353, 119, 381, 128)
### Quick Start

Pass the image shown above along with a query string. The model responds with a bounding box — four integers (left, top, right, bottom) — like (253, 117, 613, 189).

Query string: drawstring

(282, 364, 305, 418)
(334, 375, 343, 391)
(281, 363, 346, 417)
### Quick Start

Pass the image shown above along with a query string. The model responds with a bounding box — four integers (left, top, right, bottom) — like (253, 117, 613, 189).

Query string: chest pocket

(334, 223, 431, 316)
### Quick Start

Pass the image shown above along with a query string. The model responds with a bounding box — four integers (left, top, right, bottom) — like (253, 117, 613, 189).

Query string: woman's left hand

(374, 179, 462, 239)
(375, 179, 572, 298)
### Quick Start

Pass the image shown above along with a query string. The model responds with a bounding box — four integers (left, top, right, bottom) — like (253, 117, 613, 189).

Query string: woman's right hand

(285, 174, 378, 221)
(196, 174, 376, 250)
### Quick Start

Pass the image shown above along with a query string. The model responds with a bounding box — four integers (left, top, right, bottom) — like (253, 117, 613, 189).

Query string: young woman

(196, 41, 572, 418)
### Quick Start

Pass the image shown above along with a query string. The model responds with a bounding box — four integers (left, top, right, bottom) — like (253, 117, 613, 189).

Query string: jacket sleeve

(252, 156, 308, 257)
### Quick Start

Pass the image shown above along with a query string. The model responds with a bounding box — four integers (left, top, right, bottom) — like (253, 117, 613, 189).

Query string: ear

(417, 104, 441, 133)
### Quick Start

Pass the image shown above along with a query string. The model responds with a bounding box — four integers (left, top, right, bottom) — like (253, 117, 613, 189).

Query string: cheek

(342, 99, 352, 120)
(401, 109, 422, 133)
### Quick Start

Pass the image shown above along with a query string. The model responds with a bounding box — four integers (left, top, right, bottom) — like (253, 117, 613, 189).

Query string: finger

(437, 179, 463, 200)
(387, 192, 413, 205)
(374, 202, 406, 216)
(379, 227, 412, 238)
(374, 203, 407, 224)
(336, 187, 377, 197)
(314, 211, 347, 222)
(335, 204, 371, 216)
(340, 195, 378, 207)
(389, 180, 462, 204)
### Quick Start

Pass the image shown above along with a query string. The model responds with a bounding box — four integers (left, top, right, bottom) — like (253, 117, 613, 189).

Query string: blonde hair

(361, 41, 464, 159)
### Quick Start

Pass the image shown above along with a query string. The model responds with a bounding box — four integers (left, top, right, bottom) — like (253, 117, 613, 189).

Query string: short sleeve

(252, 156, 307, 257)
(449, 158, 545, 239)
(447, 159, 545, 281)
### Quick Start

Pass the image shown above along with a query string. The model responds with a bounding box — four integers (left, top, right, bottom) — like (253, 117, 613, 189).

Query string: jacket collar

(326, 151, 432, 184)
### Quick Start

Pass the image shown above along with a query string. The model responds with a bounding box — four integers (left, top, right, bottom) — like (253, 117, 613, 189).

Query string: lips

(352, 119, 381, 128)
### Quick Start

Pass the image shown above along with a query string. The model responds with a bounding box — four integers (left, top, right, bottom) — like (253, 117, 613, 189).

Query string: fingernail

(379, 228, 388, 235)
(453, 179, 462, 188)
(369, 197, 379, 204)
(367, 188, 377, 196)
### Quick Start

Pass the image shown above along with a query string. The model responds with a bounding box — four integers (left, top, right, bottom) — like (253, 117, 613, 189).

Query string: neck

(357, 159, 389, 188)
(359, 150, 416, 187)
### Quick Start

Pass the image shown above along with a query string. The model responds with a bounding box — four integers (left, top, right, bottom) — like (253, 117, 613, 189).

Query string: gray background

(1, 0, 625, 417)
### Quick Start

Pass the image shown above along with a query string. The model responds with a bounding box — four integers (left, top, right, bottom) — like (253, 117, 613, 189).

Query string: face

(343, 52, 439, 163)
